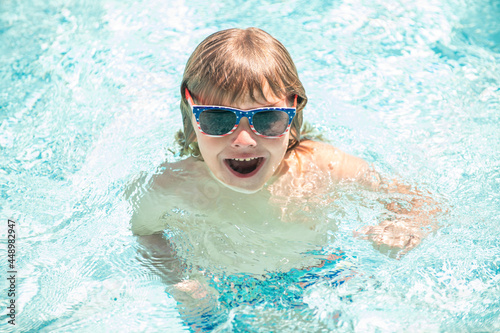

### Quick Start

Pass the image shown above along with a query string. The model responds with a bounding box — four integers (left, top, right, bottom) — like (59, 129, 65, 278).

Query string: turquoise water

(1, 0, 499, 331)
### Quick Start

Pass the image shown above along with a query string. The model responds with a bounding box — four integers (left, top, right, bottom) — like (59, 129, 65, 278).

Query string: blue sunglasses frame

(185, 89, 297, 138)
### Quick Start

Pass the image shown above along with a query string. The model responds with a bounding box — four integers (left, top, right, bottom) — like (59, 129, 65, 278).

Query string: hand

(173, 274, 221, 300)
(174, 279, 209, 299)
(356, 219, 423, 258)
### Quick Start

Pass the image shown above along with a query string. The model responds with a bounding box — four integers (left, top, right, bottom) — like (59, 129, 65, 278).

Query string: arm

(357, 177, 442, 257)
(126, 164, 215, 299)
(136, 233, 185, 285)
(136, 232, 217, 332)
(303, 140, 442, 256)
(126, 173, 187, 284)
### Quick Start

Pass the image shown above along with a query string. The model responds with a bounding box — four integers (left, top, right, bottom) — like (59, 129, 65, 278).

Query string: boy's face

(192, 91, 290, 193)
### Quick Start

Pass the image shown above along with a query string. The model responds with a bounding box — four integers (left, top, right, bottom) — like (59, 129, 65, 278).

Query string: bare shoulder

(124, 158, 197, 200)
(128, 157, 206, 236)
(153, 157, 203, 189)
(294, 140, 371, 181)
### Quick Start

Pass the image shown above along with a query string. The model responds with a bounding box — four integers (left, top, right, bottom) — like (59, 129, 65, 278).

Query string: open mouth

(225, 157, 264, 177)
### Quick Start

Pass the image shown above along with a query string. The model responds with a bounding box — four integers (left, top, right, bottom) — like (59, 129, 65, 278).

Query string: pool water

(1, 0, 499, 331)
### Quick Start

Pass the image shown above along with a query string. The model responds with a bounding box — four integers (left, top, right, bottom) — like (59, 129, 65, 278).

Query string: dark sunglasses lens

(199, 110, 236, 135)
(253, 111, 290, 136)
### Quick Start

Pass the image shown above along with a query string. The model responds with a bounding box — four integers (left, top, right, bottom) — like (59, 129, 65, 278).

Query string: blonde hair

(177, 27, 308, 158)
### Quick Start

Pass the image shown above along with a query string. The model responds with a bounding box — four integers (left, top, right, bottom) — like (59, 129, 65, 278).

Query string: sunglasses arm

(185, 88, 195, 106)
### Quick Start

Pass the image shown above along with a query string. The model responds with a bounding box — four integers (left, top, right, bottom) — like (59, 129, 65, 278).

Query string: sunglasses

(185, 89, 297, 138)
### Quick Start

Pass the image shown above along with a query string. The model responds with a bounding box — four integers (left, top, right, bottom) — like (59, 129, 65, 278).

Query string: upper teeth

(233, 157, 258, 161)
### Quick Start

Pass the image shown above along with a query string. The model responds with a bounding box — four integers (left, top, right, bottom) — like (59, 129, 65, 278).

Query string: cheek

(281, 132, 291, 150)
(191, 116, 210, 150)
(269, 135, 289, 159)
(193, 131, 224, 161)
(191, 114, 200, 141)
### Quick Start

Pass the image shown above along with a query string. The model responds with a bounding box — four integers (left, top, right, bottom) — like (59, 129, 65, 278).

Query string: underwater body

(1, 0, 499, 331)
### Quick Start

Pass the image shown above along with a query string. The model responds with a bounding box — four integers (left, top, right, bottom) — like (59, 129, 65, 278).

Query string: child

(129, 27, 438, 291)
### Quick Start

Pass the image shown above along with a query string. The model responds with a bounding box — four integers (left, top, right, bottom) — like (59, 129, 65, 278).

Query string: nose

(231, 118, 257, 148)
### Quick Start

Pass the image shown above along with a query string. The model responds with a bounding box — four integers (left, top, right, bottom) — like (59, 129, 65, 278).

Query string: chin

(223, 173, 268, 193)
(211, 170, 266, 194)
(223, 183, 263, 194)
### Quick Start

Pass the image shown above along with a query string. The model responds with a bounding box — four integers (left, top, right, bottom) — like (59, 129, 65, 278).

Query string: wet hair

(176, 27, 308, 158)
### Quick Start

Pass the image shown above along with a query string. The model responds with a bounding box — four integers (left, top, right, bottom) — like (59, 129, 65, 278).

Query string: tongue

(227, 158, 260, 174)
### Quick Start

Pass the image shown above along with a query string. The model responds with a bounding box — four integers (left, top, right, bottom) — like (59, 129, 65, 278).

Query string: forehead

(238, 84, 283, 106)
(204, 80, 284, 108)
